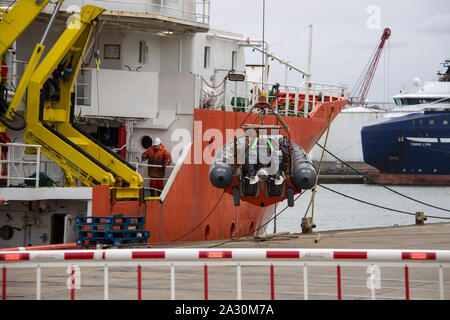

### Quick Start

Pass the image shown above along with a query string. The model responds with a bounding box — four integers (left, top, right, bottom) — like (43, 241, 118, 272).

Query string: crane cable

(316, 142, 450, 213)
(318, 184, 450, 220)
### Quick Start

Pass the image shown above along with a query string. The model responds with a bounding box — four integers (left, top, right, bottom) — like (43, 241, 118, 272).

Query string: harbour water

(266, 184, 450, 234)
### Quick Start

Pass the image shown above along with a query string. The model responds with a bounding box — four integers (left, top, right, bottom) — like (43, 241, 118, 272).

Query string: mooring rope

(318, 184, 450, 220)
(316, 143, 450, 213)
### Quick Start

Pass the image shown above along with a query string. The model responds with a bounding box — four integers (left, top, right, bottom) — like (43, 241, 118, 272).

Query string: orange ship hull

(92, 98, 347, 244)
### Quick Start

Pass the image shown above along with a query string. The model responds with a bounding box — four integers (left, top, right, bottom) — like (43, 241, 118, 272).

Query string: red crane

(352, 28, 391, 107)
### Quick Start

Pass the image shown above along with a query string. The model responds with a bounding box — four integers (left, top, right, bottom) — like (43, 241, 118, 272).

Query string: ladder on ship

(22, 5, 143, 197)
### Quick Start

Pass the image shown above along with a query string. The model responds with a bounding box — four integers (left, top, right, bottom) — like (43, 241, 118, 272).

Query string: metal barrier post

(236, 263, 242, 300)
(104, 264, 109, 300)
(204, 263, 208, 300)
(171, 263, 176, 300)
(2, 266, 6, 300)
(404, 265, 410, 300)
(337, 265, 342, 300)
(36, 265, 41, 300)
(138, 265, 142, 300)
(439, 265, 444, 300)
(270, 264, 275, 300)
(303, 264, 309, 300)
(70, 266, 75, 300)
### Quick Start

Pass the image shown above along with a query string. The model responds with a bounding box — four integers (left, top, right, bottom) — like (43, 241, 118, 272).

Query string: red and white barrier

(1, 248, 449, 301)
(1, 248, 449, 262)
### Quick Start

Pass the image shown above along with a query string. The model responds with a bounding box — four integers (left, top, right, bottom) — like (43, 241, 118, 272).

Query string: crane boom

(1, 0, 65, 130)
(355, 28, 391, 107)
(0, 0, 59, 57)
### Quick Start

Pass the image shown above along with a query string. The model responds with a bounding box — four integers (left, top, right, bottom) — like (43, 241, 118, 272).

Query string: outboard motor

(266, 141, 286, 197)
(241, 147, 259, 196)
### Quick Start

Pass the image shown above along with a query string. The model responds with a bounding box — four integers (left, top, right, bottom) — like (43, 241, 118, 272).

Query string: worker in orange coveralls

(141, 137, 172, 196)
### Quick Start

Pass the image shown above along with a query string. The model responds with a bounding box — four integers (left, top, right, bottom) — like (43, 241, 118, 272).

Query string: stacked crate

(74, 215, 149, 247)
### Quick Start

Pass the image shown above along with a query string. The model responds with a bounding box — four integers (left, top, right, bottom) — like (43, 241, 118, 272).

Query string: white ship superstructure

(0, 0, 347, 248)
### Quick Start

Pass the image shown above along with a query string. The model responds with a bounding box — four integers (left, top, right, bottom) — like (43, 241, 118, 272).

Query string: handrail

(216, 78, 348, 117)
(0, 143, 42, 187)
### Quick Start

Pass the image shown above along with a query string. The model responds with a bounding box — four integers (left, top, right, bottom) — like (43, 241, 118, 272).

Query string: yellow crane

(0, 0, 64, 130)
(1, 1, 143, 197)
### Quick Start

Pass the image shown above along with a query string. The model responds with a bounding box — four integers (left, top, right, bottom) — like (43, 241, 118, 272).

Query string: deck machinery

(209, 95, 317, 207)
(0, 0, 143, 199)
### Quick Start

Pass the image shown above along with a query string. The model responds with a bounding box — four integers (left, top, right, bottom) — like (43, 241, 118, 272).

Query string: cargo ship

(361, 60, 450, 185)
(0, 0, 347, 249)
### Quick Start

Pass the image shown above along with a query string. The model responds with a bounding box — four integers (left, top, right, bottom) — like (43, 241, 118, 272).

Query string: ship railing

(0, 143, 64, 188)
(0, 143, 42, 188)
(50, 0, 211, 26)
(2, 43, 29, 96)
(142, 0, 211, 25)
(202, 77, 348, 118)
(0, 248, 448, 300)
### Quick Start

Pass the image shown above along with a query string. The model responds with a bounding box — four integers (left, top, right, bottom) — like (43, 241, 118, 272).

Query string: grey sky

(210, 0, 450, 103)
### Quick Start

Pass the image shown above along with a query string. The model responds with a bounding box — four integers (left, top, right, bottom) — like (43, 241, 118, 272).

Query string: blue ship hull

(361, 110, 450, 175)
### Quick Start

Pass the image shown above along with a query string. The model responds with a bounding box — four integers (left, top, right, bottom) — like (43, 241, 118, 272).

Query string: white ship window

(397, 97, 448, 106)
(444, 120, 448, 125)
(104, 44, 121, 60)
(429, 119, 435, 125)
(204, 46, 211, 69)
(232, 51, 238, 70)
(394, 98, 402, 106)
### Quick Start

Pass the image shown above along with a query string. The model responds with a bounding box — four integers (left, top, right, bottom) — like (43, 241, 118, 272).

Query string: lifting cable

(318, 184, 450, 220)
(316, 142, 450, 213)
(303, 111, 334, 223)
(166, 191, 225, 244)
(133, 191, 225, 247)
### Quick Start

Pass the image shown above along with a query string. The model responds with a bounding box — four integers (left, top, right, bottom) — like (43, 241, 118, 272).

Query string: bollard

(416, 212, 427, 225)
(301, 217, 316, 234)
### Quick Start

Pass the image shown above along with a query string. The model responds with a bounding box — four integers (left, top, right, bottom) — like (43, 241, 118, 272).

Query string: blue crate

(78, 230, 149, 239)
(75, 216, 145, 225)
(74, 223, 144, 232)
(76, 236, 149, 247)
(75, 215, 148, 247)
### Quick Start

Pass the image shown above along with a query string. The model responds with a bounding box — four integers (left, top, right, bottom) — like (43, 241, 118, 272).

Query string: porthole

(249, 221, 255, 234)
(141, 136, 153, 149)
(230, 222, 236, 238)
(205, 224, 211, 240)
